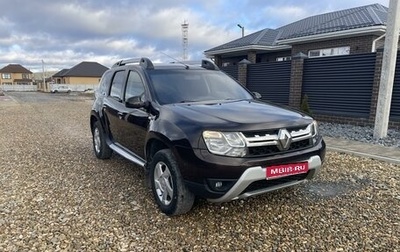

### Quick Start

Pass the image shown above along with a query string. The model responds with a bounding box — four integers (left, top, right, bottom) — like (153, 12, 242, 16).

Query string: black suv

(90, 58, 325, 216)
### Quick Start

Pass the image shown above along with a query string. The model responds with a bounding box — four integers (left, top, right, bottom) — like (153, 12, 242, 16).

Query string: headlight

(311, 120, 319, 144)
(202, 131, 246, 157)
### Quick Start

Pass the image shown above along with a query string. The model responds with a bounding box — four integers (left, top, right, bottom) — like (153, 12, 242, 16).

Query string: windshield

(148, 70, 253, 105)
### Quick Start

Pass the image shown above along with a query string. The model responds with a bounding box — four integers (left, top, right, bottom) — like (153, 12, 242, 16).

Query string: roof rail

(112, 57, 154, 69)
(201, 59, 219, 70)
(171, 59, 219, 70)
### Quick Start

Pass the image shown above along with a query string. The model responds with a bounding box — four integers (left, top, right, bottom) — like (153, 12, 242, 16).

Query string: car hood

(162, 99, 312, 132)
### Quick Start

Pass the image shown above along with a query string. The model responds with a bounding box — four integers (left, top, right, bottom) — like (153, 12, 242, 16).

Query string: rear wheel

(149, 149, 194, 216)
(92, 121, 112, 159)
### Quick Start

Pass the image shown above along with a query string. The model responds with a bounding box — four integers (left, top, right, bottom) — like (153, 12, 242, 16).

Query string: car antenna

(161, 52, 189, 69)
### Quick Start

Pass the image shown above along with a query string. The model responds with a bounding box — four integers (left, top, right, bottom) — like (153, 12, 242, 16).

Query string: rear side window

(110, 71, 126, 101)
(98, 71, 112, 95)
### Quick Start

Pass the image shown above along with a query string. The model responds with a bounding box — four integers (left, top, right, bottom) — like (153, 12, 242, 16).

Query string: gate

(221, 65, 238, 80)
(302, 53, 376, 118)
(247, 61, 291, 105)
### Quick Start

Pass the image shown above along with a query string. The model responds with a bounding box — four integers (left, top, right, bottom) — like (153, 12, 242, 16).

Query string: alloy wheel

(153, 161, 174, 206)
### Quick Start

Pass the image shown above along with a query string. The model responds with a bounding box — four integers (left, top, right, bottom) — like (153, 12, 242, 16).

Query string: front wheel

(149, 149, 194, 216)
(92, 121, 112, 159)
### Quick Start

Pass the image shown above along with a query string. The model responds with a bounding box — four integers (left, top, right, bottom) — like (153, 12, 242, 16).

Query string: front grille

(242, 124, 314, 157)
(241, 173, 309, 194)
(289, 139, 311, 150)
(248, 139, 311, 156)
(248, 145, 280, 156)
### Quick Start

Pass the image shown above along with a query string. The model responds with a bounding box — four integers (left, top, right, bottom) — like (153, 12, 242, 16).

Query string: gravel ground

(0, 93, 399, 251)
(319, 122, 400, 148)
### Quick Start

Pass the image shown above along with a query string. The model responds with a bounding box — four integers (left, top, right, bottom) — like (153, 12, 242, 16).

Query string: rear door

(103, 70, 128, 145)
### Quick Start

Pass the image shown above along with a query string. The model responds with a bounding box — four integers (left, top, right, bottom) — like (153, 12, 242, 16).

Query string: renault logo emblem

(277, 129, 292, 151)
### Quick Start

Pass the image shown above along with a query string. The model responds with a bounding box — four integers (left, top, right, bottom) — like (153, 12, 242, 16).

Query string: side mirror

(253, 92, 262, 99)
(126, 96, 148, 109)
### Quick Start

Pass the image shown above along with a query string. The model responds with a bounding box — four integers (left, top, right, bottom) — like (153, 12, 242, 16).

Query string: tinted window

(125, 71, 145, 100)
(110, 71, 125, 100)
(98, 71, 112, 94)
(149, 70, 253, 105)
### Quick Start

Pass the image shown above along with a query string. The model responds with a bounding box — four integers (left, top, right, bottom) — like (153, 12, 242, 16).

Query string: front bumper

(179, 138, 325, 201)
(206, 155, 321, 202)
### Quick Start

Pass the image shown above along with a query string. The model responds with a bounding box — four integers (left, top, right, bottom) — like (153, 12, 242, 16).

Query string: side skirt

(109, 143, 146, 168)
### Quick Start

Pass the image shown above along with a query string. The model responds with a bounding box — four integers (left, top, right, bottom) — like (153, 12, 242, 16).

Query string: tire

(92, 121, 112, 159)
(149, 149, 195, 216)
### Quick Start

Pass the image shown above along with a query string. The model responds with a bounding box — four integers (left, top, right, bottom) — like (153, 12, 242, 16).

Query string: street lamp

(237, 24, 244, 37)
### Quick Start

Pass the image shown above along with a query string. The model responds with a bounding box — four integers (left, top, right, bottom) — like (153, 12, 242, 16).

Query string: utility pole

(373, 0, 400, 139)
(181, 20, 189, 60)
(42, 60, 46, 92)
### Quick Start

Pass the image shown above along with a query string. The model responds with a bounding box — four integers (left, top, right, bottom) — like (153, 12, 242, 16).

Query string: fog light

(207, 179, 237, 192)
(215, 182, 223, 188)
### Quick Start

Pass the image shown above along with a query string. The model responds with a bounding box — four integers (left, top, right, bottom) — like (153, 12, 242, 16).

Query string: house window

(276, 56, 291, 62)
(308, 46, 350, 58)
(22, 74, 29, 79)
(2, 73, 11, 79)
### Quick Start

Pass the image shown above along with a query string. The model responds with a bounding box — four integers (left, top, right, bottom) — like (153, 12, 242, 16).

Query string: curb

(324, 136, 400, 165)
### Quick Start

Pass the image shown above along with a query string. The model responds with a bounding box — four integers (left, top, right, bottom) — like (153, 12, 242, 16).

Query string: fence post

(238, 59, 251, 87)
(289, 52, 308, 108)
(247, 51, 257, 64)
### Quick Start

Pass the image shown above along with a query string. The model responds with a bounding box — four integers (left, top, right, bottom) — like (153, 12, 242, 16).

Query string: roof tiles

(205, 3, 388, 53)
(0, 64, 32, 74)
(53, 62, 109, 78)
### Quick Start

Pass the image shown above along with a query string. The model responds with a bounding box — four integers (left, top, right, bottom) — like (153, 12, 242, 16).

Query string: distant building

(0, 64, 33, 85)
(53, 61, 109, 85)
(205, 4, 389, 67)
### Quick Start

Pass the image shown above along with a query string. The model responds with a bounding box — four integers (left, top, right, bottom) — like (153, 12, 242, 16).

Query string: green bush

(300, 94, 312, 115)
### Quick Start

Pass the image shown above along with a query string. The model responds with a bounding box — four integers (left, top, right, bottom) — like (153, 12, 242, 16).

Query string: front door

(118, 70, 149, 158)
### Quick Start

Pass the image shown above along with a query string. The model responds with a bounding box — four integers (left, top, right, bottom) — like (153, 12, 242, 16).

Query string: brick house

(0, 64, 33, 85)
(204, 3, 388, 67)
(53, 61, 108, 85)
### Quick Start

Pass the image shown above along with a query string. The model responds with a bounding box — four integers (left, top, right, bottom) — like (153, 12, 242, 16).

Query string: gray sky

(0, 0, 390, 72)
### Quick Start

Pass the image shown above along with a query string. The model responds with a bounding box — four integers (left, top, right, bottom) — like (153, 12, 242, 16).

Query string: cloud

(262, 5, 309, 28)
(0, 0, 390, 72)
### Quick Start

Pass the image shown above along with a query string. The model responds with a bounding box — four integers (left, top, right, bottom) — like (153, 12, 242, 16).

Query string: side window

(110, 71, 126, 101)
(98, 71, 112, 94)
(125, 71, 145, 100)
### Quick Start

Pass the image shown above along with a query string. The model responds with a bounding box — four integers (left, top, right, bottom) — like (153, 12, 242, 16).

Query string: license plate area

(266, 162, 309, 180)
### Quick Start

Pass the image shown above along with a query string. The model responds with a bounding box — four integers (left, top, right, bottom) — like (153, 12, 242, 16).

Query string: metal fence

(221, 65, 239, 80)
(302, 53, 377, 118)
(391, 55, 400, 121)
(247, 61, 291, 105)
